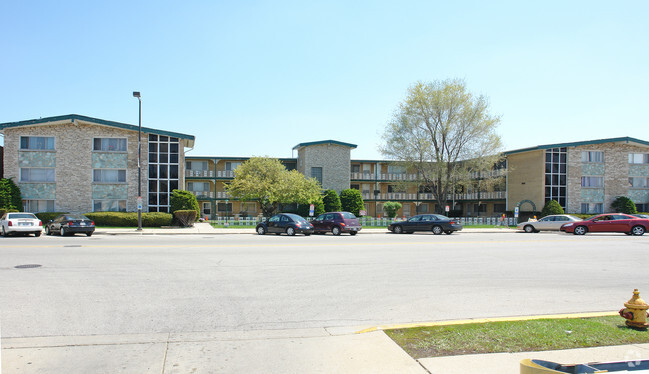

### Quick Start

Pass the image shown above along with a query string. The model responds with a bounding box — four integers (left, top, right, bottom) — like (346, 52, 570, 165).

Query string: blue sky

(1, 1, 647, 160)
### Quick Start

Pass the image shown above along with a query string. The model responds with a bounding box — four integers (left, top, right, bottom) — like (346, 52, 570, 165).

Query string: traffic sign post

(309, 204, 315, 217)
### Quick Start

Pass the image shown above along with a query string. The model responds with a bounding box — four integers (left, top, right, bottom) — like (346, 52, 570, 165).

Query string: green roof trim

(504, 137, 649, 155)
(292, 140, 357, 150)
(0, 114, 195, 143)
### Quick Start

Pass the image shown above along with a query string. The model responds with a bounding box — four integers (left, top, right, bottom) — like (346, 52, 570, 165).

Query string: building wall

(567, 143, 649, 213)
(506, 150, 545, 211)
(3, 122, 147, 213)
(297, 143, 351, 193)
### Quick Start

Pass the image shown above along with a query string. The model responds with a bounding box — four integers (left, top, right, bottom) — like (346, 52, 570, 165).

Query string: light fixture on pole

(133, 91, 143, 231)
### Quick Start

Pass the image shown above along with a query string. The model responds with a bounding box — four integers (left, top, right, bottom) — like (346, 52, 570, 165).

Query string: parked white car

(0, 212, 43, 237)
(517, 214, 581, 233)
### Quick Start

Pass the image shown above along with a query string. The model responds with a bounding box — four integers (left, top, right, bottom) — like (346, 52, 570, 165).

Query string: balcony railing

(351, 172, 419, 181)
(360, 191, 506, 201)
(186, 170, 214, 178)
(188, 191, 232, 199)
(185, 170, 236, 178)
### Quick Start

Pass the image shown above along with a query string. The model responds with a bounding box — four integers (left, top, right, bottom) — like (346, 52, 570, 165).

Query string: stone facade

(3, 121, 147, 213)
(296, 143, 352, 193)
(567, 143, 649, 213)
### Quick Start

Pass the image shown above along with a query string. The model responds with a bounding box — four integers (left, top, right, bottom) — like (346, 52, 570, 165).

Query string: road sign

(309, 204, 315, 216)
(514, 206, 519, 218)
(137, 196, 143, 210)
(359, 210, 366, 216)
(445, 205, 450, 212)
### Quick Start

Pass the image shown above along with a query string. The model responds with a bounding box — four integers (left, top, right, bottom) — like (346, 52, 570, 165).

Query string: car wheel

(286, 227, 296, 236)
(257, 226, 266, 235)
(332, 226, 341, 236)
(523, 225, 535, 233)
(45, 226, 51, 235)
(631, 225, 645, 236)
(60, 227, 66, 236)
(444, 231, 453, 235)
(350, 231, 357, 236)
(432, 225, 443, 235)
(86, 232, 93, 237)
(35, 232, 41, 237)
(573, 226, 587, 235)
(393, 225, 403, 234)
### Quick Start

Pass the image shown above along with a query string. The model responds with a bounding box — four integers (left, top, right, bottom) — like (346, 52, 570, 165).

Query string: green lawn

(385, 316, 649, 359)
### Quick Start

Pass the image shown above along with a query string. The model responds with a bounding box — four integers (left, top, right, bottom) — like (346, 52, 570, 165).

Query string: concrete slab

(2, 341, 166, 374)
(163, 330, 427, 374)
(418, 343, 649, 374)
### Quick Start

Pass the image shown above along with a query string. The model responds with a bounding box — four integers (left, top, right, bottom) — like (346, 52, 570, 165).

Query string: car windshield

(341, 212, 356, 219)
(8, 213, 37, 219)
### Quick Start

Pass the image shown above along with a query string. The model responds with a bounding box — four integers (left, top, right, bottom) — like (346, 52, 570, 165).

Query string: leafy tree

(383, 201, 402, 219)
(296, 197, 325, 217)
(611, 196, 638, 214)
(322, 189, 342, 212)
(225, 157, 322, 217)
(170, 190, 200, 218)
(380, 79, 504, 213)
(0, 178, 23, 211)
(340, 189, 364, 216)
(540, 200, 564, 217)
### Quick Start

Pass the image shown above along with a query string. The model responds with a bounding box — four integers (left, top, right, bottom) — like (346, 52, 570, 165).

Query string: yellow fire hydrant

(619, 289, 649, 329)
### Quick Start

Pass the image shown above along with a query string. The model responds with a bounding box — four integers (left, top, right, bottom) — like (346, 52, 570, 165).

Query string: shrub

(296, 198, 325, 218)
(0, 178, 23, 211)
(340, 189, 364, 217)
(540, 200, 564, 217)
(383, 201, 402, 219)
(170, 190, 200, 217)
(84, 212, 172, 227)
(611, 196, 637, 214)
(322, 190, 342, 212)
(174, 210, 197, 227)
(35, 212, 68, 223)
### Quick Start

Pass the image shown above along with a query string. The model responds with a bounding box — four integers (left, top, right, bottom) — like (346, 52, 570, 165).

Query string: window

(581, 176, 603, 188)
(187, 161, 208, 171)
(23, 200, 55, 213)
(493, 203, 506, 213)
(629, 177, 649, 188)
(581, 151, 604, 163)
(93, 169, 126, 183)
(20, 168, 55, 182)
(629, 153, 649, 164)
(581, 203, 603, 214)
(351, 164, 361, 173)
(545, 148, 567, 209)
(201, 202, 211, 216)
(93, 138, 126, 152)
(20, 136, 54, 150)
(417, 203, 429, 213)
(188, 182, 210, 192)
(311, 167, 323, 184)
(94, 199, 127, 212)
(217, 203, 233, 212)
(225, 162, 241, 171)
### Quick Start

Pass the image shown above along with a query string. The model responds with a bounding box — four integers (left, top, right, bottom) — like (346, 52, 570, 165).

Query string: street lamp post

(133, 91, 143, 231)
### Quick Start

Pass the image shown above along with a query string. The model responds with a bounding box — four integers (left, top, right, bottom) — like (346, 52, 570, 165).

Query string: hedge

(83, 212, 173, 227)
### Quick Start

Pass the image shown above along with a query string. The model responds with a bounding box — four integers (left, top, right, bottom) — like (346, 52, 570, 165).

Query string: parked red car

(560, 213, 649, 236)
(311, 212, 362, 235)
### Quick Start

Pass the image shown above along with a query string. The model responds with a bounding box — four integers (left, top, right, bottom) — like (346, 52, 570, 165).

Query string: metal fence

(207, 216, 517, 227)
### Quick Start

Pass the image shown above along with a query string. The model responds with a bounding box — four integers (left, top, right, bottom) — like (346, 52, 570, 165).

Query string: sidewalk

(4, 322, 649, 373)
(94, 223, 517, 235)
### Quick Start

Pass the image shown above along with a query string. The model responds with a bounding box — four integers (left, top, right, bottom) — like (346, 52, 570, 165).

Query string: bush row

(32, 212, 173, 227)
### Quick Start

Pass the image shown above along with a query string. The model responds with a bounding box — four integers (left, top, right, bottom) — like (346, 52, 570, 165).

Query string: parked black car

(311, 212, 361, 235)
(388, 214, 463, 235)
(45, 214, 95, 236)
(256, 213, 314, 236)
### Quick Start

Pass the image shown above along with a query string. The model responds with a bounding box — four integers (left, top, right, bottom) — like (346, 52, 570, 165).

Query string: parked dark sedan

(311, 212, 362, 235)
(560, 213, 649, 236)
(45, 214, 95, 236)
(256, 213, 314, 236)
(388, 214, 463, 235)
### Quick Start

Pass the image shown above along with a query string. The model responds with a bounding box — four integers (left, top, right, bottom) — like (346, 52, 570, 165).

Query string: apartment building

(2, 115, 648, 218)
(0, 115, 194, 213)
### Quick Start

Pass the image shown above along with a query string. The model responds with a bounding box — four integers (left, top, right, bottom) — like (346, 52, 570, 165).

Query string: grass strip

(385, 316, 649, 359)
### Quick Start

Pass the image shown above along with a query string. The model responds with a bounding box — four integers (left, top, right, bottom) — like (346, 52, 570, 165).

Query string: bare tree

(381, 79, 504, 213)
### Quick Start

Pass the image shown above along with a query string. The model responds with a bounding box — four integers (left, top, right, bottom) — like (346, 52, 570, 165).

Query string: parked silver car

(517, 214, 581, 233)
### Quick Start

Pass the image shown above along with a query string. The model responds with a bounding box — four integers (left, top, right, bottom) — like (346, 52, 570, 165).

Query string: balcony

(186, 170, 214, 178)
(188, 191, 214, 199)
(351, 172, 419, 181)
(359, 191, 506, 201)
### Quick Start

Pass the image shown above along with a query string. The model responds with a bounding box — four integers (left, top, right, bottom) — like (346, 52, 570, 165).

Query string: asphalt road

(2, 231, 649, 339)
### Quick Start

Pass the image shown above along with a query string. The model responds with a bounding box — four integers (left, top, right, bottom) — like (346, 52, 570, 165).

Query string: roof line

(292, 139, 358, 150)
(504, 136, 649, 155)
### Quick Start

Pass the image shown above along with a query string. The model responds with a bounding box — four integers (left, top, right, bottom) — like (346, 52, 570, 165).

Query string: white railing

(216, 170, 235, 178)
(351, 172, 419, 181)
(189, 191, 214, 199)
(186, 170, 214, 178)
(360, 191, 504, 201)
